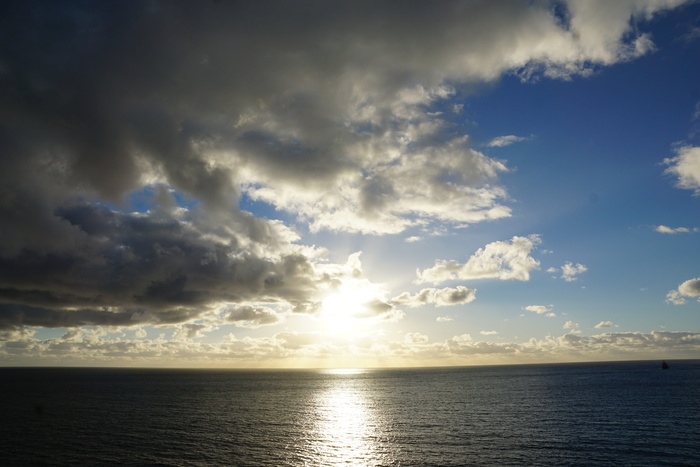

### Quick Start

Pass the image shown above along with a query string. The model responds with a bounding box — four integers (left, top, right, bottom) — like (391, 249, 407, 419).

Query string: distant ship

(662, 361, 669, 369)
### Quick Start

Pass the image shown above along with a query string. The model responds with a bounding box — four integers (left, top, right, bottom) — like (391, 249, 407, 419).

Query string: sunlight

(320, 368, 370, 375)
(318, 279, 385, 336)
(304, 376, 388, 464)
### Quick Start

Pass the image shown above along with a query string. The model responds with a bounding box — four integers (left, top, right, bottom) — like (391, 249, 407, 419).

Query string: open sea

(1, 360, 698, 466)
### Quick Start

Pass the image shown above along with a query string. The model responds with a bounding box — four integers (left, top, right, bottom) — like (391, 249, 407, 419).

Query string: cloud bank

(2, 329, 698, 368)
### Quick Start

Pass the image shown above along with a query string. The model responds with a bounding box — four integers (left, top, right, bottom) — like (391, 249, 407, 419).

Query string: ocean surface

(1, 360, 698, 466)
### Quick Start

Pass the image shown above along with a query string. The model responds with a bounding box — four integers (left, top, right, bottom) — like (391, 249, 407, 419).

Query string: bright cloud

(549, 262, 588, 282)
(655, 225, 699, 234)
(667, 278, 700, 305)
(487, 135, 529, 147)
(563, 321, 580, 329)
(664, 146, 700, 194)
(3, 330, 699, 367)
(416, 235, 541, 284)
(595, 321, 617, 328)
(523, 305, 553, 314)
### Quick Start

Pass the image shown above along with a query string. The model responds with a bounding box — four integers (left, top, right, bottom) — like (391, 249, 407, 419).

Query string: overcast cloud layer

(0, 0, 696, 365)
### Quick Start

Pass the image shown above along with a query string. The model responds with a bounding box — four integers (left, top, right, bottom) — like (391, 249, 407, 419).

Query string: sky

(1, 0, 699, 368)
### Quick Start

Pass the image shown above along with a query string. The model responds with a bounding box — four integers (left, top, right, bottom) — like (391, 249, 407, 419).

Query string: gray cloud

(392, 286, 477, 308)
(223, 305, 282, 329)
(0, 201, 323, 329)
(0, 0, 687, 332)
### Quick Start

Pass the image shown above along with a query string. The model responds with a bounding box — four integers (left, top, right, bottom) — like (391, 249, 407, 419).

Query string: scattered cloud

(595, 321, 617, 328)
(562, 262, 588, 281)
(664, 146, 700, 194)
(655, 225, 699, 234)
(392, 286, 477, 308)
(523, 305, 553, 314)
(666, 290, 686, 305)
(549, 262, 588, 282)
(416, 235, 541, 284)
(681, 27, 700, 44)
(480, 330, 498, 336)
(666, 278, 700, 305)
(486, 135, 530, 147)
(563, 321, 580, 329)
(437, 316, 454, 322)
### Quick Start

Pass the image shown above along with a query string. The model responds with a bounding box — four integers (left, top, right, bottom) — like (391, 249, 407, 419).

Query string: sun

(318, 279, 384, 336)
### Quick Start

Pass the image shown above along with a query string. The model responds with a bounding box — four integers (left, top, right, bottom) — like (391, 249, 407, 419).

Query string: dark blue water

(1, 361, 698, 466)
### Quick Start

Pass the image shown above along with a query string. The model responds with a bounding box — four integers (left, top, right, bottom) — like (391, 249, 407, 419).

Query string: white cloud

(677, 277, 700, 298)
(480, 330, 498, 336)
(486, 135, 529, 147)
(664, 146, 700, 194)
(436, 316, 454, 322)
(523, 305, 553, 314)
(667, 277, 700, 305)
(666, 290, 687, 305)
(655, 225, 698, 234)
(549, 262, 588, 281)
(392, 286, 477, 308)
(595, 321, 617, 328)
(563, 321, 580, 329)
(416, 235, 541, 284)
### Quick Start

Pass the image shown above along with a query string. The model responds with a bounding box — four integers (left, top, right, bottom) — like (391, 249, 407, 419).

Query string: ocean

(1, 360, 698, 466)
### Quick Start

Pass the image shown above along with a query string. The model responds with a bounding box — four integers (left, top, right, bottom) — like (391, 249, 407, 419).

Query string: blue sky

(1, 0, 699, 367)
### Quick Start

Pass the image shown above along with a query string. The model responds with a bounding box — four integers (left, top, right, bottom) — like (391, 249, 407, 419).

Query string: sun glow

(318, 279, 385, 336)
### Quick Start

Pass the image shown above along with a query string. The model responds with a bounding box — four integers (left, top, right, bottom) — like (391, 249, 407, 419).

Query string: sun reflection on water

(306, 372, 387, 465)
